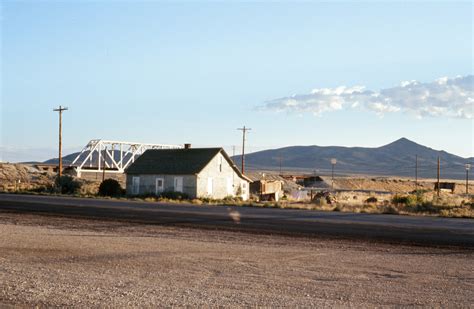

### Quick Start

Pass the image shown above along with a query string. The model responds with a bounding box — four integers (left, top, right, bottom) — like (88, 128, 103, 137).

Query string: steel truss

(71, 139, 182, 176)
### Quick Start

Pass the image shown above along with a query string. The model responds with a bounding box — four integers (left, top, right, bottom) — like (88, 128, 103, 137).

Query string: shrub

(55, 175, 82, 194)
(98, 179, 123, 197)
(313, 197, 327, 206)
(222, 196, 243, 205)
(365, 196, 378, 204)
(382, 205, 400, 215)
(391, 194, 419, 207)
(28, 186, 53, 193)
(410, 189, 430, 195)
(191, 199, 203, 205)
(159, 191, 189, 200)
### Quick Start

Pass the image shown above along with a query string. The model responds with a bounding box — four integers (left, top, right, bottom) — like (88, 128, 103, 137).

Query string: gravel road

(0, 212, 473, 307)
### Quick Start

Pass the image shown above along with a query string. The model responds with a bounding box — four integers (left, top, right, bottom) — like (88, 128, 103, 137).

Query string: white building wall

(126, 174, 197, 197)
(196, 152, 249, 200)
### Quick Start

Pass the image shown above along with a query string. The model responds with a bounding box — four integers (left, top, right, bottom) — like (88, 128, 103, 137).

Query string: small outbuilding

(250, 179, 283, 201)
(125, 147, 251, 200)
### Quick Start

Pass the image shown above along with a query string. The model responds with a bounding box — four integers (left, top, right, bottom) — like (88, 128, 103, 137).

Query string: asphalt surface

(0, 194, 473, 247)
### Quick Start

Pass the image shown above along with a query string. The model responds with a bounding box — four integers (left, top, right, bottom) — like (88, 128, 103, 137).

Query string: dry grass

(2, 187, 473, 218)
(256, 190, 474, 218)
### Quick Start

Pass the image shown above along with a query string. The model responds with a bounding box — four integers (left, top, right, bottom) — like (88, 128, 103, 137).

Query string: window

(155, 178, 164, 195)
(174, 177, 183, 192)
(241, 182, 247, 195)
(132, 176, 140, 195)
(207, 178, 213, 195)
(218, 156, 223, 172)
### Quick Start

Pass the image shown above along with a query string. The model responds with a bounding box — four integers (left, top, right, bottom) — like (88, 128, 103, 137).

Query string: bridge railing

(70, 139, 182, 176)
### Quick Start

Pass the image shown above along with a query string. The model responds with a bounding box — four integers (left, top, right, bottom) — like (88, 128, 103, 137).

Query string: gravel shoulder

(0, 213, 473, 307)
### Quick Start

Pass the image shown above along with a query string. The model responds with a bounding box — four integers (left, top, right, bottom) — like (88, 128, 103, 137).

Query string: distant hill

(43, 152, 82, 165)
(41, 138, 472, 179)
(44, 150, 129, 166)
(232, 138, 473, 180)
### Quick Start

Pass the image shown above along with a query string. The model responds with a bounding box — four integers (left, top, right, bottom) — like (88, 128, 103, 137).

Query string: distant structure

(434, 182, 456, 194)
(70, 139, 182, 177)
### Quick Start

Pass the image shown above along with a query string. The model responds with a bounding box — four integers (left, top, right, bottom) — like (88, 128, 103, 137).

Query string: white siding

(126, 174, 197, 197)
(196, 152, 249, 200)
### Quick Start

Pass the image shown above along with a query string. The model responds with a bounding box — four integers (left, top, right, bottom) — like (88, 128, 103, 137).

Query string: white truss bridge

(71, 139, 183, 176)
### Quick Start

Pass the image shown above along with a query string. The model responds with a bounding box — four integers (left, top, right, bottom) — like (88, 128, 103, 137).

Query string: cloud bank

(261, 75, 473, 119)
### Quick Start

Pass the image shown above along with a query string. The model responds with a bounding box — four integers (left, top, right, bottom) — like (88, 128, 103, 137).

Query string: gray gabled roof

(125, 148, 251, 181)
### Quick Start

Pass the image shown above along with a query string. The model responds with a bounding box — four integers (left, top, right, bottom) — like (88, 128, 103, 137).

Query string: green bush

(313, 197, 327, 206)
(382, 205, 400, 214)
(391, 194, 419, 207)
(222, 196, 243, 204)
(159, 191, 189, 200)
(365, 196, 378, 204)
(28, 186, 53, 193)
(55, 175, 82, 194)
(98, 179, 124, 197)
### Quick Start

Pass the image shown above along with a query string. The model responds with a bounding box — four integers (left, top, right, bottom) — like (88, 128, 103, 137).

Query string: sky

(1, 0, 473, 162)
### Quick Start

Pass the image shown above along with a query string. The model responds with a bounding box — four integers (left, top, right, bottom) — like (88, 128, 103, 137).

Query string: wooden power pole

(237, 126, 251, 174)
(437, 156, 440, 197)
(279, 153, 282, 175)
(415, 154, 418, 191)
(53, 105, 68, 179)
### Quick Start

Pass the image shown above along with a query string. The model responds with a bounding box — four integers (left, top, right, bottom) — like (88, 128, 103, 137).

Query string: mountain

(41, 138, 472, 179)
(232, 138, 473, 180)
(43, 152, 81, 165)
(43, 150, 130, 166)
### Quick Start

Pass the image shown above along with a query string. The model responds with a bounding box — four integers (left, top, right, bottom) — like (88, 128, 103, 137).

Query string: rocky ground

(0, 163, 55, 191)
(0, 212, 472, 307)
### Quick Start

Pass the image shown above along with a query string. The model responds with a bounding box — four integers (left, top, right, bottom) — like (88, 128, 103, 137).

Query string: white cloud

(260, 75, 473, 119)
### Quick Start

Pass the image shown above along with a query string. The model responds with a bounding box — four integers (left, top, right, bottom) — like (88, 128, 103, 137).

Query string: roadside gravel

(0, 213, 472, 307)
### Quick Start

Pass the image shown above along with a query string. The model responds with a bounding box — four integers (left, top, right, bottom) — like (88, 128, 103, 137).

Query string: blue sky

(1, 1, 473, 162)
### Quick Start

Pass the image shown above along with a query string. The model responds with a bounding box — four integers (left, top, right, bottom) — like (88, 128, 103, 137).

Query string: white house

(125, 147, 251, 200)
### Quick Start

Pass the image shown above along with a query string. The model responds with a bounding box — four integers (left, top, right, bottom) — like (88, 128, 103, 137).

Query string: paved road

(0, 194, 473, 247)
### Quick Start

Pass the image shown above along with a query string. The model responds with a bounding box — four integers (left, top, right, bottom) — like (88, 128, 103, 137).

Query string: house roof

(125, 148, 251, 181)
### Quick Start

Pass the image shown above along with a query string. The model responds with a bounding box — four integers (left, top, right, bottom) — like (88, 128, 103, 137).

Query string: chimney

(184, 143, 191, 149)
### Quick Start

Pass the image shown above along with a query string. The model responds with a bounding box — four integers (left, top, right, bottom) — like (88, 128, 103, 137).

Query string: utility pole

(437, 156, 440, 197)
(232, 145, 236, 185)
(279, 153, 282, 175)
(415, 154, 418, 191)
(331, 158, 337, 191)
(53, 105, 68, 179)
(102, 149, 106, 182)
(237, 126, 251, 174)
(466, 164, 471, 195)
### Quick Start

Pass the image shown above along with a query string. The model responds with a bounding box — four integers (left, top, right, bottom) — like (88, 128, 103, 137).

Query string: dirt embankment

(0, 163, 55, 191)
(0, 163, 100, 195)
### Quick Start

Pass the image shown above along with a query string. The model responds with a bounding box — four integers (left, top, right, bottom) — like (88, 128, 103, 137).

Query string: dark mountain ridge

(232, 138, 473, 180)
(39, 138, 472, 179)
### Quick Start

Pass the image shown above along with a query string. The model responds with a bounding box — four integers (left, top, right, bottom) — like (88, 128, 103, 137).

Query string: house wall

(196, 152, 249, 200)
(126, 174, 197, 198)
